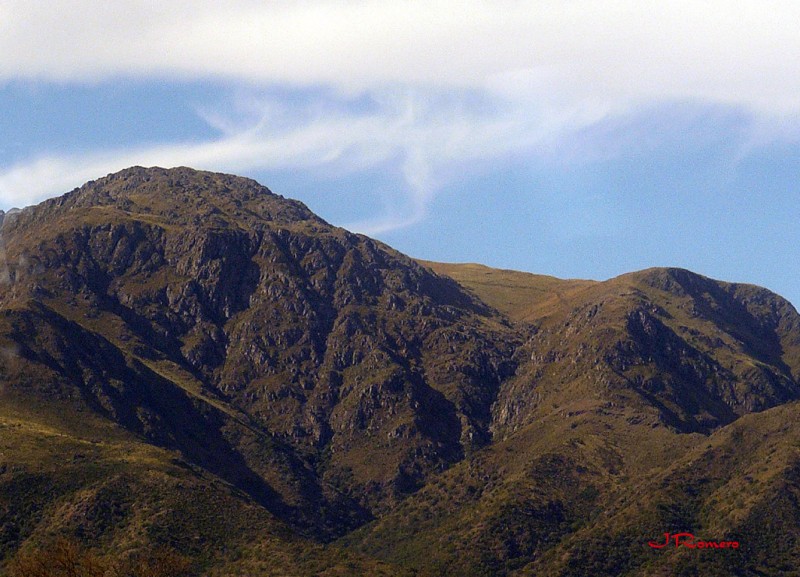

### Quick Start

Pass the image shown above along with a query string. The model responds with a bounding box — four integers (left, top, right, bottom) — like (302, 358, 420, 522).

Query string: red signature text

(648, 532, 740, 549)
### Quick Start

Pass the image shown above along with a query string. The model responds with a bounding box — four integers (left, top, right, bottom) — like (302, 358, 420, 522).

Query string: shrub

(6, 538, 194, 577)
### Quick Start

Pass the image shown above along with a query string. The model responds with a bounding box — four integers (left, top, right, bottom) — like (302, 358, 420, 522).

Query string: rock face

(3, 167, 800, 576)
(490, 267, 800, 438)
(0, 167, 517, 536)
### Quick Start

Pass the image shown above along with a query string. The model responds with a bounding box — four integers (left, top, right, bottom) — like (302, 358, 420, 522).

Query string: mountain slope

(346, 264, 800, 576)
(2, 166, 800, 576)
(1, 167, 516, 571)
(0, 395, 411, 577)
(428, 262, 800, 435)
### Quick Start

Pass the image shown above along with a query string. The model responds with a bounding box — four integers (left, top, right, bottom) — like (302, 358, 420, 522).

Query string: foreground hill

(2, 167, 799, 576)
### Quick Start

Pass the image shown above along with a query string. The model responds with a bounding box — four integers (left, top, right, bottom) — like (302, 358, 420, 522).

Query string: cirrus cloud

(2, 1, 800, 233)
(0, 88, 572, 228)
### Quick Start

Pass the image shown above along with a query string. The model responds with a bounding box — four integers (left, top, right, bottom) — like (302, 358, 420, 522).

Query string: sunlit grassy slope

(418, 261, 597, 323)
(0, 395, 410, 576)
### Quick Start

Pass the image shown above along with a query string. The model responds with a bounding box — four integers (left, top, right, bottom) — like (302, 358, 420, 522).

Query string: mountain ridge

(2, 166, 800, 576)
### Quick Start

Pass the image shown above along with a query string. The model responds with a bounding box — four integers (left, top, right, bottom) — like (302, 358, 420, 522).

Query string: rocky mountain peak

(0, 166, 518, 535)
(15, 166, 326, 233)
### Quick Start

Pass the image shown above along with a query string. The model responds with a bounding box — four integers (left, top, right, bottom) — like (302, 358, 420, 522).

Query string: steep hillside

(347, 265, 800, 576)
(0, 167, 516, 572)
(3, 167, 800, 576)
(0, 397, 410, 576)
(425, 262, 800, 435)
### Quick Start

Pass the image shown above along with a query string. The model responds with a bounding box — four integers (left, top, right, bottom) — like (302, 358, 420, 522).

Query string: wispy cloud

(0, 87, 795, 234)
(0, 88, 590, 226)
(2, 1, 800, 231)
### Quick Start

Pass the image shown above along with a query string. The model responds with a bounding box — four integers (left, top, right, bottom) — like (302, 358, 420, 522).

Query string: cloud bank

(4, 1, 800, 113)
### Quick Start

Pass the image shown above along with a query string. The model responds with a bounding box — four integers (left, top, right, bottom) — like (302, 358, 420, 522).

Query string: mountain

(2, 166, 799, 576)
(351, 263, 800, 576)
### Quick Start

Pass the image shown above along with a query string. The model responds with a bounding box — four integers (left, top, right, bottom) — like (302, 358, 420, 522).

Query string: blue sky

(1, 1, 800, 306)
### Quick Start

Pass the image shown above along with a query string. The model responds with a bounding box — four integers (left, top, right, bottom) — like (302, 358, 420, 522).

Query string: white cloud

(2, 1, 800, 232)
(0, 89, 562, 214)
(3, 1, 800, 114)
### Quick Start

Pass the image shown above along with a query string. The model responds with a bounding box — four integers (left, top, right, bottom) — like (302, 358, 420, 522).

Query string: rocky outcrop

(491, 267, 800, 437)
(0, 167, 518, 534)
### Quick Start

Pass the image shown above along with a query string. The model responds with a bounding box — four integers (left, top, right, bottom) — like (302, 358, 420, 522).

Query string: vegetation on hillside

(2, 167, 799, 576)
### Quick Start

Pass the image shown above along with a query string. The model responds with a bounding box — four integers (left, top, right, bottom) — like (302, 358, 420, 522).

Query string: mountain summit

(1, 166, 516, 537)
(2, 167, 800, 576)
